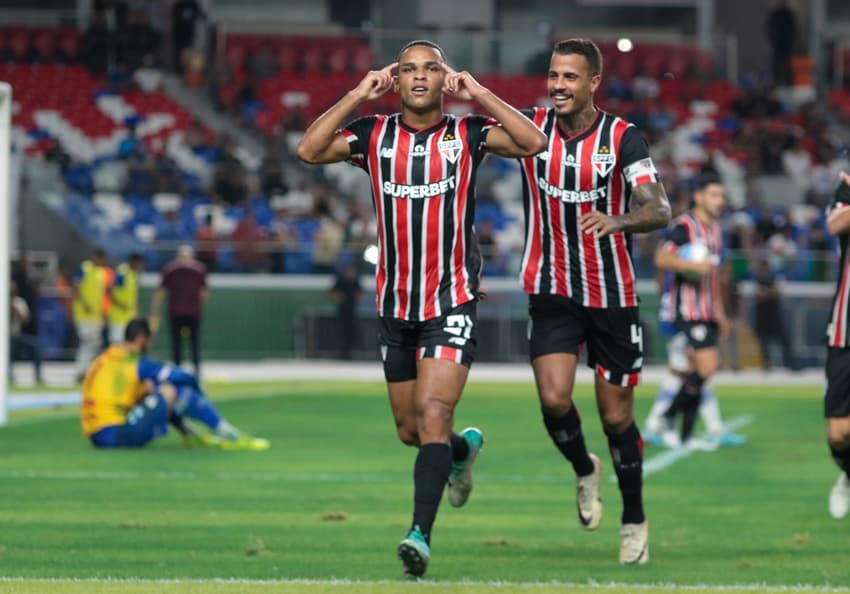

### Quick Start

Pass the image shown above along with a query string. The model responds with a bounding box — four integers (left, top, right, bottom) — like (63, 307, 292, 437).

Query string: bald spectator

(150, 245, 208, 379)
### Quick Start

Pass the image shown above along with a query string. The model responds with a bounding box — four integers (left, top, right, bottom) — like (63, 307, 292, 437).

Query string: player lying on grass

(80, 317, 268, 450)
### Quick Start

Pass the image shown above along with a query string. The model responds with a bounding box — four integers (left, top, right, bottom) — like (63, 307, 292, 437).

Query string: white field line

(609, 414, 754, 483)
(0, 577, 847, 592)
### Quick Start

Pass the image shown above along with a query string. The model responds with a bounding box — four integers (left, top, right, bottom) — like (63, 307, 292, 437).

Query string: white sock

(215, 420, 241, 441)
(646, 371, 682, 433)
(699, 385, 724, 435)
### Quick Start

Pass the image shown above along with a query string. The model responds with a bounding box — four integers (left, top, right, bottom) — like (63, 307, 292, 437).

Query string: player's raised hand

(440, 62, 484, 101)
(352, 62, 398, 101)
(840, 170, 850, 187)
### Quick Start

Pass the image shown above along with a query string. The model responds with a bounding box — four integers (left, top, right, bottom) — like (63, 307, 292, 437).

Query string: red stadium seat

(33, 29, 58, 62)
(8, 29, 32, 61)
(300, 47, 324, 73)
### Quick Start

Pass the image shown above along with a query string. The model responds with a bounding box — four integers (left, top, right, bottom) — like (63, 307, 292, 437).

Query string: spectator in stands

(133, 54, 165, 93)
(602, 73, 633, 103)
(72, 248, 111, 382)
(782, 135, 812, 192)
(150, 245, 208, 379)
(260, 142, 289, 197)
(766, 0, 798, 87)
(329, 263, 362, 360)
(81, 12, 111, 75)
(118, 121, 143, 160)
(231, 210, 269, 272)
(172, 0, 204, 72)
(312, 217, 344, 274)
(108, 252, 144, 345)
(248, 41, 279, 81)
(156, 210, 187, 264)
(807, 221, 832, 282)
(213, 137, 247, 205)
(281, 107, 307, 134)
(185, 118, 216, 156)
(269, 208, 296, 274)
(9, 278, 43, 385)
(632, 69, 659, 102)
(310, 184, 336, 219)
(153, 154, 186, 195)
(195, 214, 218, 272)
(752, 256, 796, 370)
(118, 7, 160, 71)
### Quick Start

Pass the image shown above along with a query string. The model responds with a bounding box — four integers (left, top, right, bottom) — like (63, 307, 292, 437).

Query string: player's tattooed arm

(579, 182, 671, 238)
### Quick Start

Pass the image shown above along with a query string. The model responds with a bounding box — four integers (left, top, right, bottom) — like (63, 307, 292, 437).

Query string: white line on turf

(608, 414, 754, 483)
(0, 577, 847, 592)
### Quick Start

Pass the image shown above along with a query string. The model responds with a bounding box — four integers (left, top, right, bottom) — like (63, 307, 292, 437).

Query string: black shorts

(825, 347, 850, 418)
(378, 301, 477, 383)
(675, 320, 719, 351)
(528, 294, 642, 387)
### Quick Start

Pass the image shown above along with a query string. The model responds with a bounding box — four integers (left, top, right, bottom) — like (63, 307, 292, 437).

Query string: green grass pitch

(0, 379, 848, 594)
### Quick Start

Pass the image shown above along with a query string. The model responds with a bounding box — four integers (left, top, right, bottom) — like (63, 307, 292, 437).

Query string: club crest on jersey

(592, 145, 616, 176)
(438, 133, 463, 163)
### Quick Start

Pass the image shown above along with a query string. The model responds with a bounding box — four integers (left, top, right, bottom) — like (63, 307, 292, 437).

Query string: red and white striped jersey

(661, 212, 723, 323)
(518, 107, 659, 308)
(341, 113, 495, 321)
(827, 183, 850, 347)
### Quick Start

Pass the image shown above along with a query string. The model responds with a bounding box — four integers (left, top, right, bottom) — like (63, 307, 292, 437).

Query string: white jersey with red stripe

(827, 182, 850, 347)
(341, 113, 495, 321)
(661, 211, 723, 323)
(517, 107, 659, 308)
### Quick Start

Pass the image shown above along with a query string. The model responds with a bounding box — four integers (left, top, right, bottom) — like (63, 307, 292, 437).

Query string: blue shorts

(90, 393, 169, 448)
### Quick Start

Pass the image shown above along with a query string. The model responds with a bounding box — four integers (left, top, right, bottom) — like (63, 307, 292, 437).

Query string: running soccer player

(296, 40, 546, 577)
(644, 175, 743, 450)
(644, 177, 746, 451)
(825, 171, 850, 520)
(81, 318, 268, 450)
(517, 38, 670, 565)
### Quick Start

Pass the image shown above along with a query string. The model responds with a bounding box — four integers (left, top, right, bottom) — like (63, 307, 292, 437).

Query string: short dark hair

(694, 172, 723, 191)
(398, 39, 447, 62)
(129, 252, 143, 263)
(552, 38, 603, 76)
(125, 317, 152, 342)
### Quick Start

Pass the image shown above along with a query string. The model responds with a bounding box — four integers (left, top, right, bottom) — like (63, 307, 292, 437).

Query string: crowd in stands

(6, 11, 848, 284)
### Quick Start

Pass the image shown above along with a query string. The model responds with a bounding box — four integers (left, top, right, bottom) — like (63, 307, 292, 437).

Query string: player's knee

(600, 408, 632, 433)
(827, 421, 850, 448)
(537, 386, 571, 415)
(417, 399, 453, 432)
(396, 425, 419, 447)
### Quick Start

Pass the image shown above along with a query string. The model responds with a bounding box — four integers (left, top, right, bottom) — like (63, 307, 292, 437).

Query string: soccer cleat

(642, 431, 664, 447)
(447, 427, 484, 508)
(660, 429, 682, 449)
(182, 433, 222, 448)
(398, 525, 430, 577)
(829, 473, 850, 519)
(219, 435, 271, 451)
(683, 437, 720, 452)
(576, 453, 603, 530)
(619, 520, 649, 565)
(708, 430, 747, 447)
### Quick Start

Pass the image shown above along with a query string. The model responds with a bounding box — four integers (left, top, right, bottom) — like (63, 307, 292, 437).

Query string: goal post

(0, 81, 11, 426)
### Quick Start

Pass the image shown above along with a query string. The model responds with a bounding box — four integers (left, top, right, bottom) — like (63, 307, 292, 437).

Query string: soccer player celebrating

(825, 171, 850, 520)
(296, 40, 546, 576)
(81, 318, 268, 450)
(645, 174, 739, 450)
(517, 39, 670, 565)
